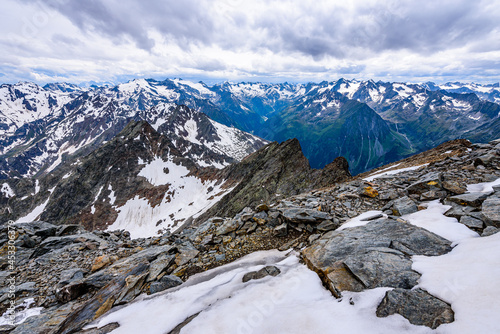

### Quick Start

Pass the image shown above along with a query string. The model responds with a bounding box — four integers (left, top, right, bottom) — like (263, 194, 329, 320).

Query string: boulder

(448, 193, 488, 208)
(273, 223, 288, 237)
(406, 172, 442, 195)
(302, 219, 452, 298)
(316, 219, 340, 232)
(392, 196, 417, 216)
(215, 218, 243, 236)
(376, 288, 454, 329)
(459, 215, 484, 229)
(482, 226, 499, 237)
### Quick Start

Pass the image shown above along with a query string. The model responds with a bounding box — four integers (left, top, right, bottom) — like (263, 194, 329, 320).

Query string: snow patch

(1, 183, 14, 198)
(363, 164, 427, 182)
(338, 210, 386, 230)
(94, 251, 430, 334)
(466, 177, 500, 194)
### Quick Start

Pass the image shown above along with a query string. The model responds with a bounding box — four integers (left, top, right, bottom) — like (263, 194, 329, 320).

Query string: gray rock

(16, 221, 57, 237)
(33, 233, 107, 258)
(448, 193, 488, 208)
(376, 288, 454, 329)
(214, 254, 225, 262)
(392, 196, 417, 216)
(302, 219, 452, 298)
(281, 207, 331, 224)
(242, 266, 281, 283)
(55, 262, 150, 334)
(482, 196, 500, 227)
(406, 172, 442, 195)
(147, 254, 175, 282)
(316, 219, 340, 232)
(59, 268, 88, 286)
(174, 243, 199, 267)
(57, 225, 86, 236)
(149, 275, 183, 294)
(459, 215, 484, 229)
(444, 203, 475, 219)
(482, 226, 499, 237)
(273, 223, 287, 237)
(215, 218, 243, 236)
(442, 179, 467, 194)
(18, 234, 36, 248)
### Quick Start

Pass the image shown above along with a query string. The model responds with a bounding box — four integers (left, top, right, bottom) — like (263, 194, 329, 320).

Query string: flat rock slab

(392, 196, 417, 216)
(280, 207, 331, 224)
(302, 219, 452, 298)
(448, 193, 488, 208)
(377, 288, 454, 329)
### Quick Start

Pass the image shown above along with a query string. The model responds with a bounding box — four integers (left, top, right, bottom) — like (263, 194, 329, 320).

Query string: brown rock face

(195, 138, 351, 224)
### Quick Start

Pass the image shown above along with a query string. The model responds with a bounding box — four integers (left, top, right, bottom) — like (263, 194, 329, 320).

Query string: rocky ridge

(0, 137, 499, 333)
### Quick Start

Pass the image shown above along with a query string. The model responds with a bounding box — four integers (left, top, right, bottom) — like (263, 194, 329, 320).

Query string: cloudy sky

(1, 0, 500, 85)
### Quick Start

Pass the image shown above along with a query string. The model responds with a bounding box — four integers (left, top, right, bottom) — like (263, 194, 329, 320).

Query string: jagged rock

(149, 275, 183, 294)
(273, 223, 288, 237)
(33, 233, 107, 258)
(215, 218, 243, 235)
(58, 268, 88, 287)
(392, 196, 417, 216)
(316, 219, 340, 232)
(482, 196, 500, 227)
(114, 272, 149, 304)
(448, 193, 488, 208)
(376, 288, 454, 329)
(54, 262, 150, 334)
(406, 172, 442, 195)
(18, 234, 36, 248)
(242, 266, 281, 282)
(482, 226, 499, 237)
(442, 180, 466, 194)
(302, 219, 452, 298)
(421, 190, 447, 200)
(475, 154, 497, 165)
(459, 215, 484, 229)
(281, 207, 331, 224)
(444, 203, 475, 219)
(174, 243, 199, 267)
(16, 221, 57, 238)
(147, 254, 176, 282)
(56, 225, 86, 236)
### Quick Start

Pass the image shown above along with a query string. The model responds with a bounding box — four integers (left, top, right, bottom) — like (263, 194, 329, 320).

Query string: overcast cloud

(1, 0, 499, 84)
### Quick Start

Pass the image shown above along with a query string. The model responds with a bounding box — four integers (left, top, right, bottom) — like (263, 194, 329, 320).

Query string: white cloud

(1, 0, 500, 84)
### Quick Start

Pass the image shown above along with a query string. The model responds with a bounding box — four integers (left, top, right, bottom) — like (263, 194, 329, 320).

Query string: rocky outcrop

(1, 138, 499, 332)
(196, 138, 351, 223)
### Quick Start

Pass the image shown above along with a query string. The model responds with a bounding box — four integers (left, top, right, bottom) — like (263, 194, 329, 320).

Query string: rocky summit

(0, 137, 499, 333)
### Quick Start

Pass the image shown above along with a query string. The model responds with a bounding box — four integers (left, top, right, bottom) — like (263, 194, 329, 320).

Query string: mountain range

(1, 78, 498, 178)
